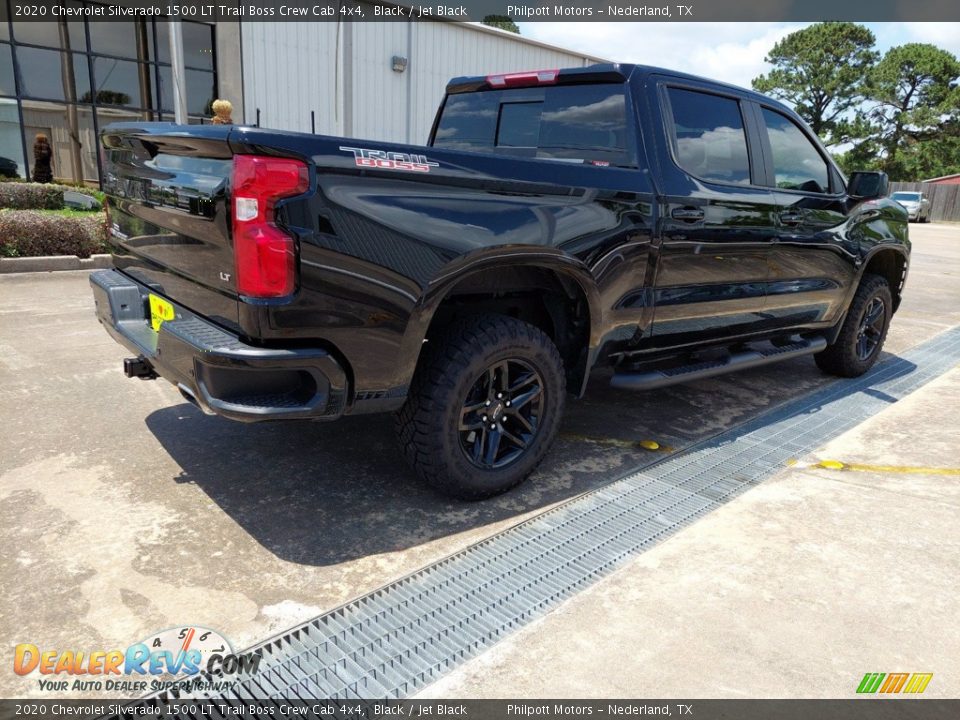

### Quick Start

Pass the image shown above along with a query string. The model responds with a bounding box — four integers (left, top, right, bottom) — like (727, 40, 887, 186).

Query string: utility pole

(168, 20, 188, 124)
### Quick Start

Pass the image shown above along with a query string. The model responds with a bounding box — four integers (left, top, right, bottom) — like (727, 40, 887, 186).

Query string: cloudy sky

(519, 23, 960, 89)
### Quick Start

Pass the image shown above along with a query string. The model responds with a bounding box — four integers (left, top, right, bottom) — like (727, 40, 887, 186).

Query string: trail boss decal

(340, 146, 440, 173)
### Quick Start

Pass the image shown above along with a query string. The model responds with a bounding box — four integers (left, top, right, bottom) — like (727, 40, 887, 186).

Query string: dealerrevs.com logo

(14, 626, 261, 694)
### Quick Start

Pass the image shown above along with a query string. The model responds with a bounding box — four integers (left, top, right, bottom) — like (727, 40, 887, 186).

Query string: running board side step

(610, 336, 828, 391)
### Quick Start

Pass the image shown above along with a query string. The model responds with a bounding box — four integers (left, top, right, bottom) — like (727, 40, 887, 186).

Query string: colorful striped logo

(857, 672, 933, 694)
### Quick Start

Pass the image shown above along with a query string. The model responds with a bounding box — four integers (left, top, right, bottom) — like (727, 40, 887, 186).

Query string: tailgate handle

(671, 207, 704, 223)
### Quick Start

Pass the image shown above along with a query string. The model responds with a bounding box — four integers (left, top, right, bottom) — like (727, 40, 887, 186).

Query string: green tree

(832, 141, 882, 176)
(79, 90, 131, 105)
(753, 22, 878, 146)
(899, 136, 960, 179)
(864, 43, 960, 178)
(482, 15, 520, 34)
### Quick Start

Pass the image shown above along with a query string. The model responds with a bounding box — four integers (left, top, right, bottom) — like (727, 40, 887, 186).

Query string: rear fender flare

(398, 249, 603, 393)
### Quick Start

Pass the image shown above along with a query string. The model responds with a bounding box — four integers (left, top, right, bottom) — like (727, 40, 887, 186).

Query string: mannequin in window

(32, 134, 53, 184)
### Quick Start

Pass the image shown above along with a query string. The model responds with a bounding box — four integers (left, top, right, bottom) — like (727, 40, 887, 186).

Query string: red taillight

(232, 154, 309, 298)
(486, 69, 559, 88)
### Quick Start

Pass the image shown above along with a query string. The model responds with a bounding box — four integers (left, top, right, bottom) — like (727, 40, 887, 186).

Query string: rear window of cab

(432, 84, 636, 167)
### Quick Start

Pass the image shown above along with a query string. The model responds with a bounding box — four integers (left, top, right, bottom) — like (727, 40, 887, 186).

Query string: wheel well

(424, 266, 591, 391)
(863, 250, 907, 312)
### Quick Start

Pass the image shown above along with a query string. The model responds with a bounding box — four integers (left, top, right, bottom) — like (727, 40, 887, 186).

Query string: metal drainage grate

(160, 326, 960, 703)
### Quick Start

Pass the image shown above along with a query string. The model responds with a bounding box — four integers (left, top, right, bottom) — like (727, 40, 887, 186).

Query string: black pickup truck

(91, 63, 909, 499)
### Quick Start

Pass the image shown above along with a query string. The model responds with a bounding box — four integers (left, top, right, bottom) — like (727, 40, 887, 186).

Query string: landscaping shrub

(0, 179, 107, 208)
(0, 210, 108, 258)
(0, 182, 66, 210)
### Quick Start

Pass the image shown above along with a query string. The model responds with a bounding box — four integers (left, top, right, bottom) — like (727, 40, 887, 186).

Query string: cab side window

(433, 84, 634, 165)
(666, 87, 751, 185)
(761, 108, 830, 193)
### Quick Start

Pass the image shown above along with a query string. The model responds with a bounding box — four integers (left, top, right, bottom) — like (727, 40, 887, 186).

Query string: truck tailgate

(100, 124, 240, 330)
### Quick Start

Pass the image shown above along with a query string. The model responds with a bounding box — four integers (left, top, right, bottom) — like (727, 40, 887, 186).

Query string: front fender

(826, 199, 909, 341)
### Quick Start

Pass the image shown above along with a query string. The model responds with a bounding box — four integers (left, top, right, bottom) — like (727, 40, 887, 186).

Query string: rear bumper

(90, 269, 348, 422)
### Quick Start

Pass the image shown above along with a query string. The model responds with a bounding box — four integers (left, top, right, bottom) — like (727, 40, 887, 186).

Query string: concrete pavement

(1, 223, 958, 699)
(420, 363, 960, 698)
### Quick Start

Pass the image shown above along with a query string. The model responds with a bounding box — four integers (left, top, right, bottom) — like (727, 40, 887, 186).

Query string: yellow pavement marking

(810, 459, 960, 476)
(562, 433, 672, 453)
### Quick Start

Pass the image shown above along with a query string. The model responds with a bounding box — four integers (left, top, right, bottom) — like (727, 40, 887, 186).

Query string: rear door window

(433, 84, 635, 166)
(666, 87, 752, 185)
(537, 84, 632, 164)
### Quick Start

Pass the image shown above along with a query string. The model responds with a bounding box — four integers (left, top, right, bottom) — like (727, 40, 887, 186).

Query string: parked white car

(891, 191, 931, 223)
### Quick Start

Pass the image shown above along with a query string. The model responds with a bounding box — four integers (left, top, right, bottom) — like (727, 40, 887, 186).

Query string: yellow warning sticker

(148, 294, 175, 332)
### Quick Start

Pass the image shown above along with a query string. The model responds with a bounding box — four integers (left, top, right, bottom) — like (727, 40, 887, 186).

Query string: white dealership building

(238, 20, 605, 145)
(1, 4, 604, 183)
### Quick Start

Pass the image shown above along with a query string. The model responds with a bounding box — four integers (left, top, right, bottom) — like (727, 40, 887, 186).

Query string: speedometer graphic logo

(141, 626, 233, 674)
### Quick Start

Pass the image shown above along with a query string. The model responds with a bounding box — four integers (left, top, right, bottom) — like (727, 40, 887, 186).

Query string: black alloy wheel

(856, 296, 886, 361)
(396, 314, 566, 500)
(815, 273, 892, 378)
(459, 359, 544, 469)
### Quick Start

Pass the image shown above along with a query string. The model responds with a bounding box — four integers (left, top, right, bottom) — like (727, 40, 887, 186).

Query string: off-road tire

(396, 314, 566, 500)
(815, 273, 892, 378)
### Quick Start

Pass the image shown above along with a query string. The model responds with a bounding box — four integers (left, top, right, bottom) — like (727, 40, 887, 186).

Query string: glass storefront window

(12, 22, 60, 49)
(87, 21, 152, 61)
(0, 98, 26, 179)
(158, 66, 215, 115)
(155, 21, 214, 70)
(156, 64, 171, 111)
(17, 47, 91, 104)
(12, 15, 87, 51)
(22, 100, 99, 183)
(1, 43, 15, 96)
(187, 69, 215, 115)
(1, 14, 218, 185)
(92, 56, 149, 108)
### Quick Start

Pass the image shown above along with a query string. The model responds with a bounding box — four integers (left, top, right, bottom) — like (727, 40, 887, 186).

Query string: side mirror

(848, 171, 889, 200)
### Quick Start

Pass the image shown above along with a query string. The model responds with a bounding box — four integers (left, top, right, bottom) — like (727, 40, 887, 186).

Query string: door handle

(671, 207, 705, 223)
(779, 212, 803, 227)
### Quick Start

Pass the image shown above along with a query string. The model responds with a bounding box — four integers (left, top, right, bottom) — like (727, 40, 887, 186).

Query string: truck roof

(445, 63, 792, 114)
